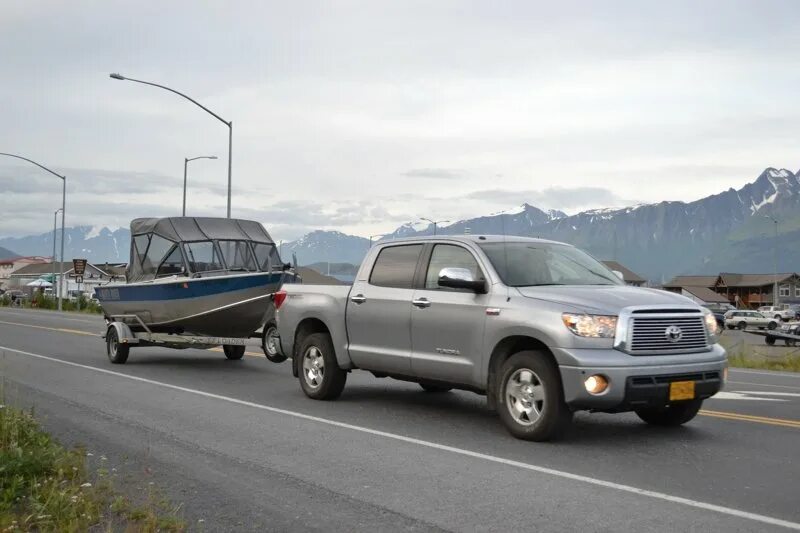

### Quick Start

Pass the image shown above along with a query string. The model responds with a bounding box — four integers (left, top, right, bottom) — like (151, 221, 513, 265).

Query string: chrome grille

(628, 315, 709, 354)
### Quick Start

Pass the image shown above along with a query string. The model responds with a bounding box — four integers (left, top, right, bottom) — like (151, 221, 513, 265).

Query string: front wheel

(262, 321, 287, 363)
(106, 326, 129, 364)
(223, 345, 245, 360)
(635, 400, 703, 426)
(496, 351, 572, 441)
(298, 332, 347, 400)
(737, 321, 747, 330)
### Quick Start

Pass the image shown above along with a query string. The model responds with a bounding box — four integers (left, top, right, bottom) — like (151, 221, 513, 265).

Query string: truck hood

(515, 285, 696, 315)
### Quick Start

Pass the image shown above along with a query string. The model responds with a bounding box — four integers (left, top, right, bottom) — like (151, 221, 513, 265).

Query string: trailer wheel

(765, 336, 776, 345)
(106, 326, 129, 364)
(786, 339, 797, 347)
(223, 345, 246, 360)
(262, 321, 287, 363)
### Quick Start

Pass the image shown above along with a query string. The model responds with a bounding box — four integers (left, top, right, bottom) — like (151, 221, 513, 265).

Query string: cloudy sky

(1, 1, 799, 240)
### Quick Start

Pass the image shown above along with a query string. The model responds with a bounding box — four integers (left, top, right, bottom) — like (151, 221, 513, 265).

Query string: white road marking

(728, 381, 800, 391)
(714, 392, 786, 402)
(1, 345, 799, 530)
(735, 391, 800, 398)
(729, 368, 800, 379)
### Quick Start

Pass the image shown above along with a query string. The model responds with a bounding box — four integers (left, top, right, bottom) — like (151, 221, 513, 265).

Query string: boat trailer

(102, 313, 276, 364)
(745, 324, 800, 347)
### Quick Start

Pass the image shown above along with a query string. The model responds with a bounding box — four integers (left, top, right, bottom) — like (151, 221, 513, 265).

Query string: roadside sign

(72, 258, 87, 276)
(75, 276, 84, 284)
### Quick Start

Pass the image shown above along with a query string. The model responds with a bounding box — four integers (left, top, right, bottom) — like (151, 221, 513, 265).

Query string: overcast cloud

(1, 1, 799, 240)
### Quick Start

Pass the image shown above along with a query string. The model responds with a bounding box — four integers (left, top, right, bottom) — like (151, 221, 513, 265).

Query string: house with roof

(0, 256, 51, 291)
(600, 261, 646, 287)
(8, 261, 117, 297)
(663, 272, 800, 308)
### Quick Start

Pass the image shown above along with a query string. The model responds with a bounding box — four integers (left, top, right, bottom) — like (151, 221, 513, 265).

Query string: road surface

(1, 307, 798, 532)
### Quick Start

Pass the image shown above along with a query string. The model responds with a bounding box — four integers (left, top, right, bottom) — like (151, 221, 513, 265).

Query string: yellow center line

(1, 318, 798, 428)
(0, 319, 99, 337)
(699, 409, 800, 428)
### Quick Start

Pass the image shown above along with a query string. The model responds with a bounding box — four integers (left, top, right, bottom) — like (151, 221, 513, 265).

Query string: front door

(346, 244, 424, 375)
(410, 243, 489, 385)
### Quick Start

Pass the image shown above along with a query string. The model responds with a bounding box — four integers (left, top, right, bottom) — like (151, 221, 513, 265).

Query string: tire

(419, 383, 452, 393)
(726, 325, 734, 330)
(635, 399, 703, 426)
(223, 345, 245, 360)
(298, 332, 346, 400)
(106, 326, 129, 364)
(765, 336, 776, 345)
(767, 321, 778, 330)
(786, 339, 798, 347)
(262, 321, 287, 363)
(496, 351, 572, 441)
(737, 321, 747, 330)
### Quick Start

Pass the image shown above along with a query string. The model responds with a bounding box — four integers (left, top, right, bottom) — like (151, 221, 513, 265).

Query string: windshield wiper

(517, 283, 565, 287)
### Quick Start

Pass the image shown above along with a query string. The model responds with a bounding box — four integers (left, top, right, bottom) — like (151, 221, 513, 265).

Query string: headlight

(562, 313, 617, 338)
(703, 311, 720, 339)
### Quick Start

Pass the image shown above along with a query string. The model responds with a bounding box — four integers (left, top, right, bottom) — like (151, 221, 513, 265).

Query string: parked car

(757, 305, 795, 321)
(276, 235, 726, 441)
(724, 310, 779, 330)
(702, 304, 734, 331)
(787, 304, 800, 321)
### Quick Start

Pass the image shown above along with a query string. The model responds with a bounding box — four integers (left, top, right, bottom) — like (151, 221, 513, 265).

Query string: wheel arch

(486, 335, 558, 410)
(293, 317, 332, 377)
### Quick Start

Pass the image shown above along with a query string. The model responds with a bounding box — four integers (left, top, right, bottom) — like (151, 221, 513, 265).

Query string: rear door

(409, 243, 489, 385)
(345, 244, 424, 374)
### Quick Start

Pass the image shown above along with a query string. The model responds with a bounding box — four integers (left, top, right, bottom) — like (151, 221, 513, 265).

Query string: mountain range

(1, 166, 798, 281)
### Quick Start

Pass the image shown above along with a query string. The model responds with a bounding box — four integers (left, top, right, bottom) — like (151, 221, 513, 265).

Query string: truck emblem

(665, 325, 683, 343)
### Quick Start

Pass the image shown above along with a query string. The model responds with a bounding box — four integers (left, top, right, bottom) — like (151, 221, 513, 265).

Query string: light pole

(183, 155, 217, 216)
(420, 217, 449, 236)
(763, 215, 779, 306)
(109, 73, 234, 218)
(0, 153, 66, 310)
(52, 208, 63, 297)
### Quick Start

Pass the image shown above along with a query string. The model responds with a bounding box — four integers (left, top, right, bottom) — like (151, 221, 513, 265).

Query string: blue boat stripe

(106, 273, 283, 301)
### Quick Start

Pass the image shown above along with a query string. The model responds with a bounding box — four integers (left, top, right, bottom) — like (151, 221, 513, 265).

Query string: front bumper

(555, 344, 727, 412)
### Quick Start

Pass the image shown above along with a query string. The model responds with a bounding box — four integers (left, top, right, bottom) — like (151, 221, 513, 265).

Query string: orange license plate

(669, 380, 695, 401)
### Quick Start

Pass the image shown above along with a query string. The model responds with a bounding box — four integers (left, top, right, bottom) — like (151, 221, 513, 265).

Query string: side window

(133, 234, 150, 267)
(424, 244, 483, 290)
(156, 246, 185, 277)
(369, 244, 423, 289)
(185, 242, 223, 273)
(219, 240, 256, 271)
(142, 235, 174, 276)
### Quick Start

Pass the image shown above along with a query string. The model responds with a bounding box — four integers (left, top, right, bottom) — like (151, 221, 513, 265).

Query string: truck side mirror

(438, 267, 487, 294)
(613, 270, 625, 281)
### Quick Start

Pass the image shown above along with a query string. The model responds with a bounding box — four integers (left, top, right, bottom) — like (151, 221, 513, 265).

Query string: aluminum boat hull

(95, 272, 289, 337)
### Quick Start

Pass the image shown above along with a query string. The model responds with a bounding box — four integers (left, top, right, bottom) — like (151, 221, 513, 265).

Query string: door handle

(412, 297, 431, 308)
(350, 294, 367, 304)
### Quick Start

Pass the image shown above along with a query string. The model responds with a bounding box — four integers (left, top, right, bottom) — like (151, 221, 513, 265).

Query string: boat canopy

(126, 217, 281, 283)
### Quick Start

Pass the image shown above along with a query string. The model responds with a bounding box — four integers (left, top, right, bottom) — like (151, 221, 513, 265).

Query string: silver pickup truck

(274, 236, 726, 441)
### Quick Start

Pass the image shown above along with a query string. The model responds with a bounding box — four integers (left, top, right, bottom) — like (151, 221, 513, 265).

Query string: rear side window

(369, 245, 423, 289)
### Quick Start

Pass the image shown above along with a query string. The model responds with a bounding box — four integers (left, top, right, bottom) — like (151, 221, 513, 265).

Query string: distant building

(663, 272, 800, 308)
(0, 256, 51, 291)
(8, 261, 118, 297)
(600, 261, 646, 287)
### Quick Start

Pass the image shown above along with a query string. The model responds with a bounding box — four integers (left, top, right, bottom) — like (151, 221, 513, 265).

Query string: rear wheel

(262, 321, 287, 363)
(636, 400, 703, 426)
(419, 383, 452, 393)
(496, 351, 572, 441)
(737, 321, 747, 330)
(298, 332, 347, 400)
(767, 321, 778, 330)
(223, 345, 245, 360)
(106, 326, 129, 364)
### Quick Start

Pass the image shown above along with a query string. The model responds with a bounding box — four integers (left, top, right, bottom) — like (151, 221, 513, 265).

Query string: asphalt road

(1, 307, 799, 532)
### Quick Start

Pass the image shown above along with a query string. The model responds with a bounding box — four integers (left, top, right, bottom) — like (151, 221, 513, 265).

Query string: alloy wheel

(505, 368, 545, 426)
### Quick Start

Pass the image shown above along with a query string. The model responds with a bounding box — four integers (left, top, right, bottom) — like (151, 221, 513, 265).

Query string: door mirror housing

(438, 267, 487, 293)
(612, 270, 625, 281)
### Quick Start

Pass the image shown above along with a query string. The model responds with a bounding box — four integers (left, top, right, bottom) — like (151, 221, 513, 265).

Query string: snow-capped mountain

(2, 166, 797, 280)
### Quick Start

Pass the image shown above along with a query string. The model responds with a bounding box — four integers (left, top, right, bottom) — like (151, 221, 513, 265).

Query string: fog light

(584, 374, 609, 395)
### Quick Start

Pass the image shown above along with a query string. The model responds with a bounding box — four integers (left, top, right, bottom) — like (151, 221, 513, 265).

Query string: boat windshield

(218, 240, 258, 272)
(253, 243, 282, 271)
(185, 241, 224, 273)
(479, 242, 622, 287)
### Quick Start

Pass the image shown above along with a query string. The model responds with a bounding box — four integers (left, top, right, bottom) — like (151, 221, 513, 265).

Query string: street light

(420, 217, 450, 236)
(52, 208, 63, 297)
(0, 153, 66, 310)
(109, 73, 234, 218)
(762, 215, 779, 306)
(183, 155, 217, 216)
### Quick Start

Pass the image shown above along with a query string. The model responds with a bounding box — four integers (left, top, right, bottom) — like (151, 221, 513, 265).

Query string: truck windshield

(479, 242, 622, 287)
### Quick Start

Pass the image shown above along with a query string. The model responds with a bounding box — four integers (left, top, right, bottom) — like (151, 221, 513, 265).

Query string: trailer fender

(105, 321, 139, 344)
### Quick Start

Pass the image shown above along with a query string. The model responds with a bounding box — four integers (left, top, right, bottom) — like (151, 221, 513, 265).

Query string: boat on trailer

(95, 217, 297, 362)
